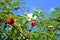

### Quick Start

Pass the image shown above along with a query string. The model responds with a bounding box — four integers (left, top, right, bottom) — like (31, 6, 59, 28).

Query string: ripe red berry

(31, 21, 37, 27)
(6, 18, 14, 25)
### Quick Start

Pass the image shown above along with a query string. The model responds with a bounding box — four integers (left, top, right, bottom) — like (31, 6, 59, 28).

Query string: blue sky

(14, 0, 60, 15)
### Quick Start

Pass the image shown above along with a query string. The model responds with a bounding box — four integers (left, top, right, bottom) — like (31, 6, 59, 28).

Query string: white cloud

(27, 13, 33, 21)
(50, 8, 55, 12)
(27, 13, 37, 21)
(27, 13, 33, 19)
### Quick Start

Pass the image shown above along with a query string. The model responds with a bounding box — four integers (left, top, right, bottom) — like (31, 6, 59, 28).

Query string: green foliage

(0, 0, 60, 40)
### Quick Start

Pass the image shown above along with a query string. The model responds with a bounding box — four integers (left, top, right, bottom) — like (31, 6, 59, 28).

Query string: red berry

(27, 34, 31, 39)
(0, 18, 2, 22)
(6, 18, 14, 25)
(31, 21, 37, 27)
